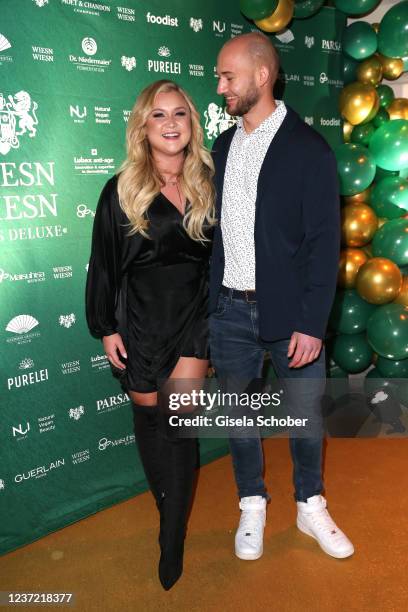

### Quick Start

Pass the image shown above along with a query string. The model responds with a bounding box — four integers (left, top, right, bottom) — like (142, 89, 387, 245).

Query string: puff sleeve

(85, 175, 125, 339)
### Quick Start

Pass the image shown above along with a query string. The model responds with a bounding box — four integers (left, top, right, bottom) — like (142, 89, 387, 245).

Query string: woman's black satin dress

(85, 174, 211, 392)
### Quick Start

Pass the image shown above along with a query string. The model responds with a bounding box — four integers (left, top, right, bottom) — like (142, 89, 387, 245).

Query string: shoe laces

(238, 508, 265, 538)
(303, 502, 342, 538)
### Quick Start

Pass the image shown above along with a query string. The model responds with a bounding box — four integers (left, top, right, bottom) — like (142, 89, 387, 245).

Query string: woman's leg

(129, 390, 163, 509)
(170, 356, 209, 380)
(128, 390, 157, 406)
(157, 357, 208, 590)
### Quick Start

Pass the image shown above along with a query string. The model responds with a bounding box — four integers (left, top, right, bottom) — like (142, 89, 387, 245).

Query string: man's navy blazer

(209, 105, 341, 341)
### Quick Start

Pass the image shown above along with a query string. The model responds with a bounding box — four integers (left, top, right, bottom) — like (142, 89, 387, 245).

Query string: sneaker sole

(296, 519, 354, 559)
(235, 546, 263, 561)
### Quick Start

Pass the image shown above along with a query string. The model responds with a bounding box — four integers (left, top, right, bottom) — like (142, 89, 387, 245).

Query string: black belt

(220, 285, 257, 303)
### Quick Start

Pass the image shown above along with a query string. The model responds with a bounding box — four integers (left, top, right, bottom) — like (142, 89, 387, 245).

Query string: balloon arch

(240, 0, 408, 388)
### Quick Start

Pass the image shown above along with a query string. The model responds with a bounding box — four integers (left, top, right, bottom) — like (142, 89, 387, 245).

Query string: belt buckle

(244, 289, 256, 304)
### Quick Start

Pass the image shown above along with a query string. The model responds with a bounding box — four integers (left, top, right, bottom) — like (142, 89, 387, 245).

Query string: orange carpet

(1, 438, 407, 611)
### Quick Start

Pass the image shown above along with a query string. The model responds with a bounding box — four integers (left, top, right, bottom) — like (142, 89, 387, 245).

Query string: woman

(85, 80, 215, 590)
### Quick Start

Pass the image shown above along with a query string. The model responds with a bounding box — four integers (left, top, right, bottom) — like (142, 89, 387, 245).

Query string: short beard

(232, 85, 260, 116)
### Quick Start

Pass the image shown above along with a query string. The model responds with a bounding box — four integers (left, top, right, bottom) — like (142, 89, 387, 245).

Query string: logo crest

(121, 56, 136, 71)
(204, 103, 236, 140)
(59, 313, 76, 328)
(69, 406, 85, 420)
(0, 91, 39, 155)
(305, 35, 315, 48)
(190, 18, 203, 33)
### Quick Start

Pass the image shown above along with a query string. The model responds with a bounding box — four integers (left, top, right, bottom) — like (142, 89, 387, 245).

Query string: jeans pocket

(213, 293, 227, 317)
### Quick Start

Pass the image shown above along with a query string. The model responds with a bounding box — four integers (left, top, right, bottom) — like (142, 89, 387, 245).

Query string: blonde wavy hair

(117, 80, 216, 241)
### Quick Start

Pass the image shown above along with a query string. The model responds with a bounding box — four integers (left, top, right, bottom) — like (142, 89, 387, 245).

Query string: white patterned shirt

(221, 100, 287, 290)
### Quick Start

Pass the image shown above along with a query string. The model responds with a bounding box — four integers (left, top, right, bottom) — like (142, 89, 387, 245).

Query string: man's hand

(102, 333, 127, 370)
(287, 332, 322, 368)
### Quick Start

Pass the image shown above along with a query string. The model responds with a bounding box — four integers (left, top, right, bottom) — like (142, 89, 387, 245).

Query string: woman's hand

(103, 333, 127, 370)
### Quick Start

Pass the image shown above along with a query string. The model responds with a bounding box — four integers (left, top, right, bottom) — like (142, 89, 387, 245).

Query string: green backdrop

(0, 0, 345, 555)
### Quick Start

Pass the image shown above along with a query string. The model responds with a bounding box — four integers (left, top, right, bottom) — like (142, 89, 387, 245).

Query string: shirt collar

(236, 99, 286, 134)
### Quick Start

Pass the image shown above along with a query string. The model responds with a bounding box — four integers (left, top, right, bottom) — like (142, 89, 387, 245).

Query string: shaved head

(216, 32, 280, 120)
(221, 32, 280, 87)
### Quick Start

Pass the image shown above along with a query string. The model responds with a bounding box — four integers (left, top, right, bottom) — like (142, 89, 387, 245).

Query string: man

(209, 32, 354, 561)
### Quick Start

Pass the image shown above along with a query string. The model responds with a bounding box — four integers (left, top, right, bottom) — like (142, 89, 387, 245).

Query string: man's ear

(257, 64, 270, 89)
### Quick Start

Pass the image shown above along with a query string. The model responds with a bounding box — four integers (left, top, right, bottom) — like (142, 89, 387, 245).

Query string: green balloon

(335, 143, 376, 196)
(293, 0, 325, 19)
(367, 303, 408, 359)
(376, 355, 408, 378)
(350, 122, 375, 146)
(399, 265, 408, 275)
(375, 167, 399, 182)
(343, 56, 359, 85)
(369, 120, 408, 172)
(342, 22, 377, 60)
(376, 84, 395, 109)
(239, 0, 279, 20)
(334, 0, 380, 15)
(401, 167, 408, 180)
(372, 218, 408, 265)
(327, 362, 348, 378)
(329, 290, 377, 334)
(372, 108, 389, 128)
(371, 177, 408, 219)
(332, 333, 373, 373)
(378, 0, 408, 59)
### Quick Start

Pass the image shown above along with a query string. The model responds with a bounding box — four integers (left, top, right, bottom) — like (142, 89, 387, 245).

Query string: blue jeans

(209, 289, 325, 502)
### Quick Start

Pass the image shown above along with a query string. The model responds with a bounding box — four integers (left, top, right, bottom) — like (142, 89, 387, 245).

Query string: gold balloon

(344, 187, 371, 205)
(254, 0, 294, 33)
(338, 248, 368, 288)
(356, 257, 402, 304)
(388, 98, 408, 120)
(341, 203, 378, 247)
(394, 276, 408, 306)
(356, 57, 383, 87)
(339, 82, 380, 125)
(377, 54, 404, 80)
(343, 120, 353, 143)
(362, 243, 372, 258)
(371, 23, 380, 34)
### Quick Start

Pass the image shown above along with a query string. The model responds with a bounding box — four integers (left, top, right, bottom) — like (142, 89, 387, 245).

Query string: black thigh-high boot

(157, 411, 198, 591)
(131, 403, 164, 511)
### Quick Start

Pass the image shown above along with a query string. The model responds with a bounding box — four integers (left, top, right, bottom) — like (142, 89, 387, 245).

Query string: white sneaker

(235, 495, 266, 560)
(297, 495, 354, 559)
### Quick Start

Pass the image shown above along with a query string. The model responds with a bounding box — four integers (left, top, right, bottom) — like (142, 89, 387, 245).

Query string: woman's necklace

(161, 173, 184, 214)
(160, 170, 181, 185)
